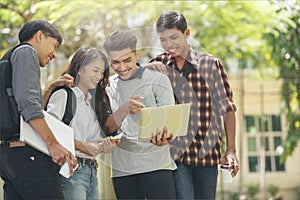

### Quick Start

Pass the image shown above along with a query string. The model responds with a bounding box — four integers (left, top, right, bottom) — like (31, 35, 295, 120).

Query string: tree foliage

(1, 1, 275, 59)
(1, 0, 298, 158)
(264, 0, 300, 162)
(0, 0, 37, 53)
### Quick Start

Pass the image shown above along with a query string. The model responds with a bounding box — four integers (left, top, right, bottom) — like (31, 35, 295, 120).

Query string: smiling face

(108, 47, 139, 80)
(35, 32, 60, 67)
(77, 57, 105, 93)
(158, 27, 190, 59)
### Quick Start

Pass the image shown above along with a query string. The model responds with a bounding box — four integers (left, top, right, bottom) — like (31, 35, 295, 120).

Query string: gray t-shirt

(106, 67, 177, 177)
(11, 44, 44, 122)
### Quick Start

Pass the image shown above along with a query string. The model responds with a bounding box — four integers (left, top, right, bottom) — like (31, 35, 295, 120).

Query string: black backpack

(46, 86, 77, 125)
(0, 43, 30, 140)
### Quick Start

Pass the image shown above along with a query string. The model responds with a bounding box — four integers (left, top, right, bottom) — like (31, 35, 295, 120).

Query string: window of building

(245, 115, 285, 173)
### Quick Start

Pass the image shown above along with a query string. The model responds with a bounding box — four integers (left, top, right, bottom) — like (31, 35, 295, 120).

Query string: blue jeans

(173, 163, 218, 200)
(60, 164, 99, 200)
(0, 143, 64, 200)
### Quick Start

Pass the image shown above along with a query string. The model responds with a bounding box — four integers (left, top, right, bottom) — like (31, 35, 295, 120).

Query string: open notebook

(139, 103, 191, 140)
(20, 111, 75, 178)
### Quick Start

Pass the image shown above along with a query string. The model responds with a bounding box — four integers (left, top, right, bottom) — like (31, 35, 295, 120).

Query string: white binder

(20, 111, 75, 178)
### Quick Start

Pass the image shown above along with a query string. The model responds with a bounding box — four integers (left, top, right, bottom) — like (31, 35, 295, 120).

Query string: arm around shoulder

(42, 74, 74, 109)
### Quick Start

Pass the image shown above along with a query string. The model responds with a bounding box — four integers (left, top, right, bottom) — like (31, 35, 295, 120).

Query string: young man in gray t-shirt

(103, 30, 176, 199)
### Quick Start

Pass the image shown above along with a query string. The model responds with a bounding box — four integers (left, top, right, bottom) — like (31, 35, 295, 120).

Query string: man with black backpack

(0, 20, 77, 200)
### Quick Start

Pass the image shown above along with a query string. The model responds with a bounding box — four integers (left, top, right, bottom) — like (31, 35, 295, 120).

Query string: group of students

(0, 11, 239, 200)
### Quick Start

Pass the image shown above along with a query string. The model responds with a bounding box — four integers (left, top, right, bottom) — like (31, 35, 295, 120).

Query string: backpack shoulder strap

(50, 86, 77, 125)
(0, 43, 32, 139)
(62, 86, 77, 125)
(1, 43, 31, 60)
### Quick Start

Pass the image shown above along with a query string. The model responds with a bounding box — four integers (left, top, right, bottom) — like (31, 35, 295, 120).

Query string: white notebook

(20, 111, 75, 178)
(139, 103, 191, 140)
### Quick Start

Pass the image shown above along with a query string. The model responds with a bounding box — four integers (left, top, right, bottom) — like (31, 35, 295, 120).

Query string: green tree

(0, 0, 38, 54)
(264, 0, 300, 162)
(1, 1, 276, 61)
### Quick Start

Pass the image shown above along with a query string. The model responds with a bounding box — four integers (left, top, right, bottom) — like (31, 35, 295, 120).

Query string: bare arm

(104, 96, 145, 134)
(222, 110, 239, 177)
(224, 111, 236, 153)
(28, 117, 77, 174)
(42, 74, 74, 109)
(75, 139, 91, 155)
(104, 103, 129, 134)
(75, 137, 120, 156)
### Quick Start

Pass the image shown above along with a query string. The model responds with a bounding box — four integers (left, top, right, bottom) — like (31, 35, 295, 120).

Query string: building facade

(218, 69, 300, 200)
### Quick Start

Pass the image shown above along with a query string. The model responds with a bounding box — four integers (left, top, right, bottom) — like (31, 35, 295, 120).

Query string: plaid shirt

(150, 47, 237, 166)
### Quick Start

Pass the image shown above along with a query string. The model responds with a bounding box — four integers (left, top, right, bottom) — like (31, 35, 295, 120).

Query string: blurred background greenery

(1, 0, 298, 166)
(1, 1, 299, 199)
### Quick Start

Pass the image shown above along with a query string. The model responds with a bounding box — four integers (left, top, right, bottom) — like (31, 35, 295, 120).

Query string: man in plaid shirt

(149, 11, 239, 199)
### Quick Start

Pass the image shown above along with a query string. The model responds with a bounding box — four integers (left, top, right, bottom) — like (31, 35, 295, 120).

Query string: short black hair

(156, 11, 187, 34)
(103, 30, 137, 53)
(18, 20, 62, 45)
